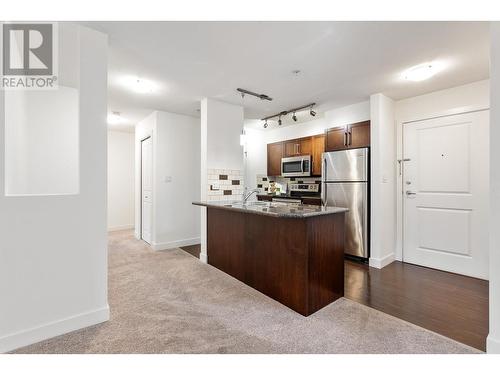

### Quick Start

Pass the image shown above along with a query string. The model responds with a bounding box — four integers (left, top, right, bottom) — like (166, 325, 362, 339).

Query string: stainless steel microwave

(281, 155, 311, 177)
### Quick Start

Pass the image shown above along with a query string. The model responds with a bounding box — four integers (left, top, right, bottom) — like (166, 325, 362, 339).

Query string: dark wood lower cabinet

(207, 207, 345, 316)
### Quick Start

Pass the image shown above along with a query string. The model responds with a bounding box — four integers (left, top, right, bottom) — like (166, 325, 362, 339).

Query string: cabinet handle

(348, 131, 352, 145)
(343, 132, 347, 146)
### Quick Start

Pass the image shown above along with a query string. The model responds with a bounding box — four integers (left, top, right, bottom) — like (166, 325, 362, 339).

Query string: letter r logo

(3, 24, 53, 76)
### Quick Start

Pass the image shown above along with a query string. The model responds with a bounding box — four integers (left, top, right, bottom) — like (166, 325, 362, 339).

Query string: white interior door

(141, 137, 153, 244)
(403, 111, 489, 279)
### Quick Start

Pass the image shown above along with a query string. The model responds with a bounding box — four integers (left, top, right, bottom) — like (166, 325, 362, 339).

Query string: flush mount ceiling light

(402, 62, 443, 82)
(122, 76, 157, 94)
(107, 111, 124, 125)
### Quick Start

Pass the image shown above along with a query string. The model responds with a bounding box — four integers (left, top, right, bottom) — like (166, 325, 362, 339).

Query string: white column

(199, 98, 244, 263)
(369, 93, 397, 268)
(488, 21, 500, 354)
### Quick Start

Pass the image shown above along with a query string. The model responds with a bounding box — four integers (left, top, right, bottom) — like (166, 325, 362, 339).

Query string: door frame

(140, 135, 152, 243)
(395, 106, 489, 262)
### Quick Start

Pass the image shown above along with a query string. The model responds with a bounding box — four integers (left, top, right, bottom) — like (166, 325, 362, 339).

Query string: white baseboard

(487, 334, 500, 353)
(369, 252, 395, 269)
(108, 224, 134, 232)
(152, 237, 200, 251)
(0, 305, 109, 353)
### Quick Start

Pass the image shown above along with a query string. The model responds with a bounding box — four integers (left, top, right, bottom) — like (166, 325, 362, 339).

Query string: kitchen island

(193, 200, 347, 316)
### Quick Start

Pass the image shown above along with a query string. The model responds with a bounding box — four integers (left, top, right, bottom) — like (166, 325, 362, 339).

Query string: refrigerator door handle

(323, 157, 327, 181)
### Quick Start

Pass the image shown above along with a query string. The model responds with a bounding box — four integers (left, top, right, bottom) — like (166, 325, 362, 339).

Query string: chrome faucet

(242, 188, 260, 204)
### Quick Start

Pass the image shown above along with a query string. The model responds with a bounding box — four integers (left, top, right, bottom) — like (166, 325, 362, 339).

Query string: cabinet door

(299, 137, 312, 155)
(284, 140, 300, 157)
(325, 127, 347, 151)
(267, 142, 283, 176)
(347, 121, 370, 149)
(311, 134, 325, 176)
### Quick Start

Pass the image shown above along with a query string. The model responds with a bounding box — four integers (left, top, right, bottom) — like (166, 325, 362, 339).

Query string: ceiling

(84, 22, 490, 131)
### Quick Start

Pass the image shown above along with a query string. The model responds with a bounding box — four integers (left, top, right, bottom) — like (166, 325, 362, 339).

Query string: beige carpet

(14, 230, 479, 354)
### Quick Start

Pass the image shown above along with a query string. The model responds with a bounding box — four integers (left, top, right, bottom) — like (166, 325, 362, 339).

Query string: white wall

(394, 80, 490, 262)
(153, 111, 200, 250)
(200, 98, 244, 262)
(0, 24, 108, 352)
(108, 130, 135, 231)
(370, 94, 396, 268)
(134, 111, 200, 250)
(488, 22, 500, 354)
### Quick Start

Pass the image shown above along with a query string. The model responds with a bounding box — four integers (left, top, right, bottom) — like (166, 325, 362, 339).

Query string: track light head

(292, 112, 297, 122)
(278, 115, 282, 126)
(263, 120, 268, 129)
(309, 105, 316, 117)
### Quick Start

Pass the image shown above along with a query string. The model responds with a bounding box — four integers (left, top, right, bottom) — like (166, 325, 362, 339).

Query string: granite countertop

(192, 200, 348, 218)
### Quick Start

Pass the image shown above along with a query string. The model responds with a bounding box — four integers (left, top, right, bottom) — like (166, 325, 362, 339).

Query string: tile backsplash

(256, 174, 321, 194)
(207, 169, 244, 201)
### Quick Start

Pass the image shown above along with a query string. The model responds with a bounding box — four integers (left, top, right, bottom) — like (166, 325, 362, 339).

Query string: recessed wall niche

(4, 87, 79, 196)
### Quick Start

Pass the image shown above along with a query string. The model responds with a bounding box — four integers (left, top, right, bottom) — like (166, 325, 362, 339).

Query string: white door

(141, 137, 153, 244)
(403, 111, 489, 279)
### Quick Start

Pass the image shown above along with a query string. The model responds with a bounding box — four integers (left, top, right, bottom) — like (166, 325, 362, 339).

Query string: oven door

(281, 156, 311, 177)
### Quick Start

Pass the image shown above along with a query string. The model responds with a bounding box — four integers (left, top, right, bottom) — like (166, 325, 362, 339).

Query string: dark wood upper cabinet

(325, 127, 348, 152)
(311, 134, 325, 176)
(284, 137, 312, 157)
(348, 120, 370, 149)
(325, 121, 370, 152)
(267, 142, 283, 176)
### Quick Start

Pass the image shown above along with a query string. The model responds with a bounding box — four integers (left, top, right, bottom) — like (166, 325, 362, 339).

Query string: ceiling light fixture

(260, 103, 316, 129)
(309, 105, 316, 117)
(237, 88, 273, 101)
(403, 62, 443, 82)
(107, 111, 124, 125)
(122, 76, 157, 94)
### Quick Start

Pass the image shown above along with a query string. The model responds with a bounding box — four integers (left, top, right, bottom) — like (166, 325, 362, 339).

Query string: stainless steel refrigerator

(321, 148, 369, 259)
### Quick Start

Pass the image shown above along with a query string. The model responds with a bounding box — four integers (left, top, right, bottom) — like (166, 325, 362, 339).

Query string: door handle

(397, 158, 411, 176)
(406, 191, 417, 196)
(323, 157, 327, 181)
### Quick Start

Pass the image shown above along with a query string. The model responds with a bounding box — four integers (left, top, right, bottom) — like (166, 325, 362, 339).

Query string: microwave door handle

(301, 159, 304, 173)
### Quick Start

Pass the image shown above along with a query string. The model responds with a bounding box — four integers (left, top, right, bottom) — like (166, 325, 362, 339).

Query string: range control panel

(289, 183, 320, 193)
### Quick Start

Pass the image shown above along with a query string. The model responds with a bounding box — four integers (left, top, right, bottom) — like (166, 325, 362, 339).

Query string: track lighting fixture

(260, 102, 316, 129)
(237, 88, 273, 101)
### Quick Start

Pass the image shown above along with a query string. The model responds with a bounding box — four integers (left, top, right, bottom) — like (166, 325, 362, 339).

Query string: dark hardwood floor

(179, 244, 488, 351)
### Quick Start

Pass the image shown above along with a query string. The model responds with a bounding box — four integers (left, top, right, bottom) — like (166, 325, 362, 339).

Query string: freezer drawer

(323, 182, 368, 258)
(322, 148, 368, 182)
